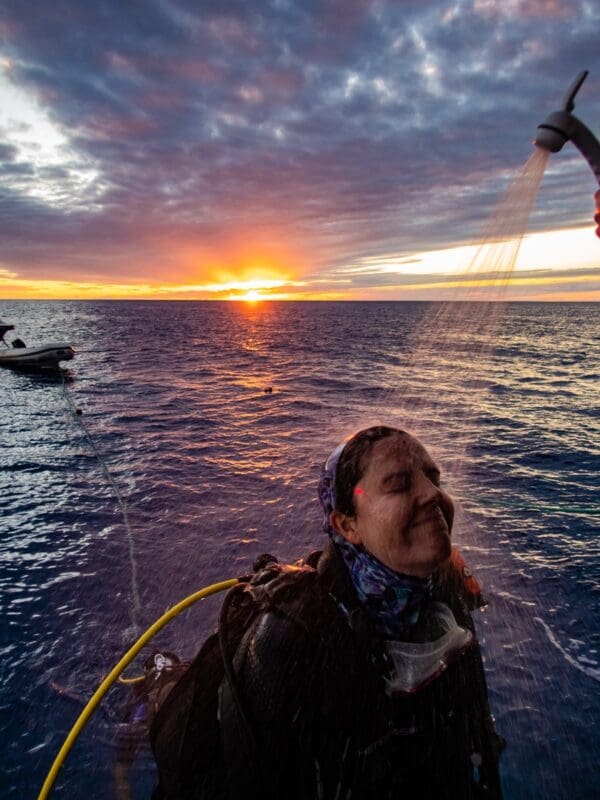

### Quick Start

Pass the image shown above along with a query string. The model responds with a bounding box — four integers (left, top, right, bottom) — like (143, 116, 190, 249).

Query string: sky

(0, 0, 599, 302)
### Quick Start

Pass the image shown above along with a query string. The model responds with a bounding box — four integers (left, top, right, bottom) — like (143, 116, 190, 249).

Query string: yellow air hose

(117, 674, 145, 685)
(38, 577, 240, 799)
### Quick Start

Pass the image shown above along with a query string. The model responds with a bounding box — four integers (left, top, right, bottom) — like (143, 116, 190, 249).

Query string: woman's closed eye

(383, 472, 410, 492)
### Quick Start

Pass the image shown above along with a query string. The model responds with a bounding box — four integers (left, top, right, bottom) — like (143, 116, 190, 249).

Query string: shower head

(534, 70, 600, 186)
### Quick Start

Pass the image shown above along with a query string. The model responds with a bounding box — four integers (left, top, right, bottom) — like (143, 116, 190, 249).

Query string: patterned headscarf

(318, 437, 431, 639)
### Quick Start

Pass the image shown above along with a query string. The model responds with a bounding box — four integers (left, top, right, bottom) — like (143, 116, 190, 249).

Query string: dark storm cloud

(0, 0, 598, 286)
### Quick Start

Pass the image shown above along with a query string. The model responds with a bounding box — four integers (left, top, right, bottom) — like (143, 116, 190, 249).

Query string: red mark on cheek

(354, 487, 364, 496)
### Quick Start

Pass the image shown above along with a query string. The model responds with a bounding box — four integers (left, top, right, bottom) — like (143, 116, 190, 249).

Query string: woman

(152, 426, 503, 798)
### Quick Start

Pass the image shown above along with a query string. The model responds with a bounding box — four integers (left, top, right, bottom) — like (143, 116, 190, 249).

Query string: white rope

(60, 370, 141, 635)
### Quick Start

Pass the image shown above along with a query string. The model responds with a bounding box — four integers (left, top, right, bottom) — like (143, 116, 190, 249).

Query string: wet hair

(333, 425, 406, 516)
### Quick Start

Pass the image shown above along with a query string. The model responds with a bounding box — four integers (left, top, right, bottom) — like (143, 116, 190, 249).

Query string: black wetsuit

(152, 542, 504, 799)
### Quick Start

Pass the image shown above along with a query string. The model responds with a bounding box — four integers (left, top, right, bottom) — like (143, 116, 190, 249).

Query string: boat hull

(0, 343, 75, 369)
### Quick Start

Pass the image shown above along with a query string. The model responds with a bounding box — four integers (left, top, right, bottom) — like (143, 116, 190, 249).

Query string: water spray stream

(371, 145, 550, 464)
(346, 85, 567, 527)
(427, 146, 549, 330)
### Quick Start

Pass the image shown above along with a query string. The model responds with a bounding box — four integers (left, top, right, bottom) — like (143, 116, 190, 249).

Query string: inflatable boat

(0, 321, 75, 369)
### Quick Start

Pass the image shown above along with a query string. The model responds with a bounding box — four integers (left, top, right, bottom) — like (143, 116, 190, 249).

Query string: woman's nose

(415, 470, 443, 503)
(415, 471, 454, 528)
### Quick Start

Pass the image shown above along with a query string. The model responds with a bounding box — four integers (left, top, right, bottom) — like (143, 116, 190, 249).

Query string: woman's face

(331, 433, 453, 577)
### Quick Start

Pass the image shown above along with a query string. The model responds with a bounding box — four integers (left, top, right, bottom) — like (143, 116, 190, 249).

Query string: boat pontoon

(0, 320, 75, 369)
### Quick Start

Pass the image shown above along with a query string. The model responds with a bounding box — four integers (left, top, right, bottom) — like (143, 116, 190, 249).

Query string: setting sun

(222, 276, 295, 301)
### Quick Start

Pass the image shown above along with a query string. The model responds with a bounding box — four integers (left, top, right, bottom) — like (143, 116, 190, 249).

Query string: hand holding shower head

(534, 70, 600, 187)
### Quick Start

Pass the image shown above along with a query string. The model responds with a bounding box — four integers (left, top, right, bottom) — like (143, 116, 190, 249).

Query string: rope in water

(38, 578, 239, 800)
(59, 369, 141, 636)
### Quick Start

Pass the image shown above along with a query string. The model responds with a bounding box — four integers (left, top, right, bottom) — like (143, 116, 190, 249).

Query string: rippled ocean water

(0, 300, 598, 799)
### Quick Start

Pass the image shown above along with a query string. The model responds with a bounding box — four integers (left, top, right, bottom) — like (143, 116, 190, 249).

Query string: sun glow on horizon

(240, 289, 261, 302)
(0, 271, 306, 301)
(222, 276, 296, 301)
(0, 224, 597, 301)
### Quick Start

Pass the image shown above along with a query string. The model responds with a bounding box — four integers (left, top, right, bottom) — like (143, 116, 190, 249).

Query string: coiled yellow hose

(117, 674, 145, 685)
(38, 578, 239, 799)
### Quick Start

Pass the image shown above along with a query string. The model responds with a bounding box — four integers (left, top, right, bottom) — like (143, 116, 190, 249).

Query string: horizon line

(0, 297, 598, 303)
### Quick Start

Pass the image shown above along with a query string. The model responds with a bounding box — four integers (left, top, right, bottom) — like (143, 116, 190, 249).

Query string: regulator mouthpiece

(534, 70, 600, 186)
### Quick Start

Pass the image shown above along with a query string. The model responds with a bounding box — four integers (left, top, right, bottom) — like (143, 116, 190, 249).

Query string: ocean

(0, 300, 598, 798)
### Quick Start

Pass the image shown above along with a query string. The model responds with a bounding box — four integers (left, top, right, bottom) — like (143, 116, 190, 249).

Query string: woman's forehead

(366, 433, 435, 470)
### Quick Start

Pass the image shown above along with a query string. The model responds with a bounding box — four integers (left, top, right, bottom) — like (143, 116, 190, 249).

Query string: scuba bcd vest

(149, 548, 501, 800)
(149, 552, 324, 799)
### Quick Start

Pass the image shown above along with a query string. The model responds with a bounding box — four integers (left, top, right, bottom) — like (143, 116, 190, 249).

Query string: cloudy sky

(1, 0, 598, 301)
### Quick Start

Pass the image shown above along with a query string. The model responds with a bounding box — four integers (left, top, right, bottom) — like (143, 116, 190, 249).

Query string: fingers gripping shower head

(534, 70, 600, 186)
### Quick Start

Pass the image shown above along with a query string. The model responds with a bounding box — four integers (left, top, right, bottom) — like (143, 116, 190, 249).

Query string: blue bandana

(318, 438, 431, 639)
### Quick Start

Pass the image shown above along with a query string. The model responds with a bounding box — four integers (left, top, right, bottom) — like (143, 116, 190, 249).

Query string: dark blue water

(1, 300, 598, 798)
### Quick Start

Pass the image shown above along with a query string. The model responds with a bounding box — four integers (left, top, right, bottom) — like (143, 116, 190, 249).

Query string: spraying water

(385, 71, 599, 455)
(457, 146, 550, 288)
(373, 71, 600, 452)
(366, 144, 550, 460)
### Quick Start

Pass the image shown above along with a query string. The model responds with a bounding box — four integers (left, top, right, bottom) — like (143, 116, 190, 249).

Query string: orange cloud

(160, 226, 312, 288)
